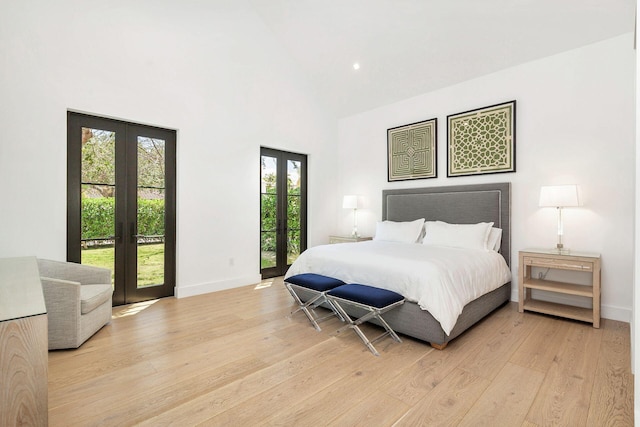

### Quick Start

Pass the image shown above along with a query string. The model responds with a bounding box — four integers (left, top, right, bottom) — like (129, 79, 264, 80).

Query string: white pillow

(487, 227, 503, 252)
(374, 218, 425, 243)
(422, 221, 494, 250)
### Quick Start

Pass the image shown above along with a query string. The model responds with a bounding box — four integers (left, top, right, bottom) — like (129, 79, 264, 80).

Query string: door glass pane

(80, 128, 115, 285)
(261, 156, 277, 269)
(287, 160, 301, 264)
(137, 136, 165, 288)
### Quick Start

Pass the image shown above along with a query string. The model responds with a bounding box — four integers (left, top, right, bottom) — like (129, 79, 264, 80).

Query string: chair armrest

(40, 276, 81, 308)
(38, 259, 111, 286)
(39, 276, 82, 349)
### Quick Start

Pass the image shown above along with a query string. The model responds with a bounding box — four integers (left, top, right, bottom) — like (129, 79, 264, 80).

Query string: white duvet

(285, 240, 512, 335)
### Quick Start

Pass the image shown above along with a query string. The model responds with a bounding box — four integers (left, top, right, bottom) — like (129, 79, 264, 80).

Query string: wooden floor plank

(458, 362, 545, 426)
(326, 391, 410, 427)
(265, 338, 427, 426)
(202, 346, 365, 425)
(586, 319, 633, 426)
(50, 355, 268, 426)
(525, 321, 603, 426)
(392, 368, 490, 426)
(45, 278, 632, 426)
(458, 308, 541, 381)
(383, 302, 513, 406)
(509, 315, 572, 373)
(136, 339, 353, 426)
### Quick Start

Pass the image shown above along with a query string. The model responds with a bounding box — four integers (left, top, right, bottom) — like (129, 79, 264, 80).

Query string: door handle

(130, 223, 136, 244)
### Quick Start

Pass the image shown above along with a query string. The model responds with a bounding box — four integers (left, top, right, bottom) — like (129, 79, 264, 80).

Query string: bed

(285, 182, 512, 349)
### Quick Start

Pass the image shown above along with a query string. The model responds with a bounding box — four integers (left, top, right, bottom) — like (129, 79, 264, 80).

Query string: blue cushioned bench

(284, 273, 346, 331)
(327, 283, 405, 356)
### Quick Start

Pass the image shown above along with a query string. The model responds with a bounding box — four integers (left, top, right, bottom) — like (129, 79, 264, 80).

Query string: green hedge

(260, 193, 300, 254)
(137, 200, 165, 236)
(82, 198, 164, 240)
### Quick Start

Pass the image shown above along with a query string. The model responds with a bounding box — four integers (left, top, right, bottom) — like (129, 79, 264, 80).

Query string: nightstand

(329, 235, 372, 244)
(519, 249, 601, 328)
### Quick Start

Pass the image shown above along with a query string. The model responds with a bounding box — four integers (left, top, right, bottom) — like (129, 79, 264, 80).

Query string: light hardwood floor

(48, 277, 633, 426)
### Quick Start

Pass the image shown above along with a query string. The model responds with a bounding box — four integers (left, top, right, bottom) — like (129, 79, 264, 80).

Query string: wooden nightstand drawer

(523, 256, 593, 272)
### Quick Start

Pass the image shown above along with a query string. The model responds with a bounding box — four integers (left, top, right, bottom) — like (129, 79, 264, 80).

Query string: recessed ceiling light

(353, 63, 360, 70)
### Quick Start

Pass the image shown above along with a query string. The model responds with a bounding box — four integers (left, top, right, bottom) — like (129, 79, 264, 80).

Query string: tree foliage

(81, 129, 166, 196)
(260, 161, 302, 256)
(80, 128, 166, 244)
(137, 137, 165, 188)
(82, 129, 115, 197)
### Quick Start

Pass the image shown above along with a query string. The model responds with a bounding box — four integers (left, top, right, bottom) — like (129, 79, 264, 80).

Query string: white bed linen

(285, 240, 512, 335)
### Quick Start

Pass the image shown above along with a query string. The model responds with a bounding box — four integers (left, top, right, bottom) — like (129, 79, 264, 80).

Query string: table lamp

(343, 195, 359, 238)
(539, 185, 580, 254)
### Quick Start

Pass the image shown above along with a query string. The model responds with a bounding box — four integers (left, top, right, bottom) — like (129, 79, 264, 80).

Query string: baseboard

(175, 274, 263, 299)
(601, 304, 632, 323)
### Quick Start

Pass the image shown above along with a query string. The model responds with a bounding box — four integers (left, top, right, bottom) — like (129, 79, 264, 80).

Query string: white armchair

(37, 259, 113, 350)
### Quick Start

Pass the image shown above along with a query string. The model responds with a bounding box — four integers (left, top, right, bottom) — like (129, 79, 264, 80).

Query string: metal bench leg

(376, 314, 402, 343)
(330, 300, 380, 355)
(285, 283, 323, 331)
(350, 323, 381, 356)
(329, 297, 404, 356)
(285, 283, 345, 331)
(334, 310, 382, 356)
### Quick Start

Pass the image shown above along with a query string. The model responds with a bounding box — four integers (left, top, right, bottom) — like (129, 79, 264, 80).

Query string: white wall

(0, 0, 339, 296)
(633, 1, 639, 423)
(337, 34, 636, 322)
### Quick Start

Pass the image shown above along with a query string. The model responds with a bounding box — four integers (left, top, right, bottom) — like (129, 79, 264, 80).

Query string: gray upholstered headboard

(382, 182, 511, 267)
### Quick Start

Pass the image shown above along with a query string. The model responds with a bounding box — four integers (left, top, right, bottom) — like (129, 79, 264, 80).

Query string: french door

(67, 112, 176, 305)
(260, 148, 307, 278)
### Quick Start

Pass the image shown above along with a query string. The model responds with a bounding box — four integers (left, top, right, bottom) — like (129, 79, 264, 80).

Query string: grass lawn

(261, 251, 300, 269)
(261, 251, 276, 269)
(82, 244, 164, 287)
(86, 245, 296, 283)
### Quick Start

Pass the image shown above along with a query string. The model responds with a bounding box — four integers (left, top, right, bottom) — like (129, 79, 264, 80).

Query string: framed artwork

(447, 100, 516, 177)
(387, 118, 437, 182)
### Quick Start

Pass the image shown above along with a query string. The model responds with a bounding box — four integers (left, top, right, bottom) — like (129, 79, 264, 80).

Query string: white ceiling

(250, 0, 635, 118)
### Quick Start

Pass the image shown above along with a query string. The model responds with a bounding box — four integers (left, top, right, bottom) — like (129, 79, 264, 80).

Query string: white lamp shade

(539, 185, 580, 208)
(343, 195, 358, 209)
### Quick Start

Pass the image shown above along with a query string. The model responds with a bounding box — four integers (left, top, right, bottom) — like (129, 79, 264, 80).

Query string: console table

(0, 257, 48, 426)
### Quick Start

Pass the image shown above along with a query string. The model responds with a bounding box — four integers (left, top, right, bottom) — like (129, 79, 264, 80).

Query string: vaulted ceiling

(250, 0, 635, 117)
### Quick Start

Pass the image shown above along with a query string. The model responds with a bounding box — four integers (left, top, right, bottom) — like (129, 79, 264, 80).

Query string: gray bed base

(306, 182, 512, 349)
(295, 283, 510, 348)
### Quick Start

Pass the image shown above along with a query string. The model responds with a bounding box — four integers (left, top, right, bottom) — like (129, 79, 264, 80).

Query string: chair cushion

(80, 284, 113, 314)
(285, 273, 345, 292)
(328, 284, 404, 308)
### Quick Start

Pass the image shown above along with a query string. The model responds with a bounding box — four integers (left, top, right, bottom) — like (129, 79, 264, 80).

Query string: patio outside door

(67, 112, 176, 305)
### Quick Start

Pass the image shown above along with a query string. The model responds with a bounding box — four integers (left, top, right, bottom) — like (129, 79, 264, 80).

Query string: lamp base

(351, 208, 359, 238)
(553, 244, 570, 255)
